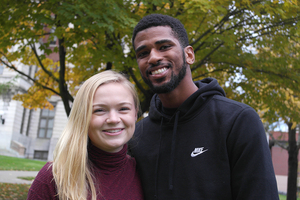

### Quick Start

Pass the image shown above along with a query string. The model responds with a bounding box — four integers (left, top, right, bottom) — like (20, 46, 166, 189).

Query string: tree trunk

(287, 122, 299, 200)
(58, 37, 71, 116)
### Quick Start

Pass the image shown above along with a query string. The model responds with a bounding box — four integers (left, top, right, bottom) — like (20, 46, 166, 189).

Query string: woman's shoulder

(35, 162, 54, 183)
(27, 162, 57, 200)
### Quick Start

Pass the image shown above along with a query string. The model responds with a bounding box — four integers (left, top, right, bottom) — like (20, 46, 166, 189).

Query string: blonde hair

(52, 70, 139, 200)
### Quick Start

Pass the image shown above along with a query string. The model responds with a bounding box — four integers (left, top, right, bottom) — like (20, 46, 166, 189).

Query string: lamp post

(2, 88, 12, 108)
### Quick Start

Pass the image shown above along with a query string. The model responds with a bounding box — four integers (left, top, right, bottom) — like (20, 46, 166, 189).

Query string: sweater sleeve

(27, 162, 58, 200)
(227, 107, 279, 200)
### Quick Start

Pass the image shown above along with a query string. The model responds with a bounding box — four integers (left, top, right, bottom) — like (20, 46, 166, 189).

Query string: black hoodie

(129, 78, 279, 200)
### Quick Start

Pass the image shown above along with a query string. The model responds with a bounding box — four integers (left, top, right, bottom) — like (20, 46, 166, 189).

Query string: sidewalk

(0, 172, 288, 191)
(0, 170, 38, 184)
(276, 175, 287, 194)
(0, 148, 289, 191)
(0, 148, 19, 157)
(0, 148, 38, 184)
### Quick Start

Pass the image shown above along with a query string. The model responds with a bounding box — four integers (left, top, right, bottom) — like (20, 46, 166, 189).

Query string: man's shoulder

(212, 95, 252, 110)
(136, 116, 151, 126)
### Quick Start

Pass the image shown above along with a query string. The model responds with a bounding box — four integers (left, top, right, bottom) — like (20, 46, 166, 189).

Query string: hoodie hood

(147, 77, 226, 192)
(148, 77, 226, 121)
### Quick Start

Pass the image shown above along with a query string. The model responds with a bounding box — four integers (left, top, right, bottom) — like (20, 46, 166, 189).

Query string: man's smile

(151, 67, 167, 75)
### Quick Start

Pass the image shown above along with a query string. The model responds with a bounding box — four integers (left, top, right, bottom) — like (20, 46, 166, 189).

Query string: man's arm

(227, 107, 279, 200)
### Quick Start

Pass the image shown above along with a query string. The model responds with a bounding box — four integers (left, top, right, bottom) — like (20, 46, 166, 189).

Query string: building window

(0, 64, 3, 74)
(49, 36, 57, 46)
(34, 150, 48, 160)
(49, 28, 57, 47)
(27, 66, 33, 80)
(20, 108, 26, 134)
(38, 106, 55, 138)
(26, 109, 33, 136)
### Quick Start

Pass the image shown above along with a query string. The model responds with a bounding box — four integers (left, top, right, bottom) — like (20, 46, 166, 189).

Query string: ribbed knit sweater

(27, 143, 143, 200)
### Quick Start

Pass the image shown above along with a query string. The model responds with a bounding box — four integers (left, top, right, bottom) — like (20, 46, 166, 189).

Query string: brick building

(270, 131, 300, 194)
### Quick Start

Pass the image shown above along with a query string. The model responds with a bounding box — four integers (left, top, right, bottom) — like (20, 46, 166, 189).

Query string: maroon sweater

(27, 144, 143, 200)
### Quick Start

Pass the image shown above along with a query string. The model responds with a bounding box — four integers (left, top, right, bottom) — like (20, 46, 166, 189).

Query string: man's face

(134, 26, 187, 94)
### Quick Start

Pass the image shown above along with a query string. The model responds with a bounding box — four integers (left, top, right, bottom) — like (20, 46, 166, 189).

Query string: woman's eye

(120, 107, 130, 111)
(94, 109, 104, 113)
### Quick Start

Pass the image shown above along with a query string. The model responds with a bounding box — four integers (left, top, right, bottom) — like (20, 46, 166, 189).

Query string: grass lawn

(0, 155, 46, 199)
(0, 155, 46, 171)
(0, 155, 298, 199)
(279, 194, 286, 200)
(0, 183, 30, 200)
(17, 176, 36, 181)
(0, 184, 295, 200)
(279, 194, 300, 200)
(0, 183, 296, 200)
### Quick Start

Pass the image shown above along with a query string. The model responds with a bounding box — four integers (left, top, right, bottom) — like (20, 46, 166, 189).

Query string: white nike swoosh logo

(191, 149, 208, 157)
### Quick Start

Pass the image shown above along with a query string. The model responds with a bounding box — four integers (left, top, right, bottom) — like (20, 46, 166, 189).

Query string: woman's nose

(106, 111, 120, 123)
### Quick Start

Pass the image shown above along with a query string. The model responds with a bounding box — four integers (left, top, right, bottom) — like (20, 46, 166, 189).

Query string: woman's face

(88, 82, 137, 153)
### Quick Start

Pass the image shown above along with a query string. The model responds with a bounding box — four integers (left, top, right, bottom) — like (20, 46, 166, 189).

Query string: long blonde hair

(52, 70, 139, 200)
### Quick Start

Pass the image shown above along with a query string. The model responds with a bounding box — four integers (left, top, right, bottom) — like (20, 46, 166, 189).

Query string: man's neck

(158, 78, 198, 108)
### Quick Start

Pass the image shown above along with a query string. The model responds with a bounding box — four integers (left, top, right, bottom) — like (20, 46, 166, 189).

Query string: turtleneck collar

(88, 142, 128, 173)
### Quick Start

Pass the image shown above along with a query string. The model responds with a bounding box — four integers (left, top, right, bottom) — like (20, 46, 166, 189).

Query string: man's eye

(137, 51, 148, 58)
(160, 45, 170, 50)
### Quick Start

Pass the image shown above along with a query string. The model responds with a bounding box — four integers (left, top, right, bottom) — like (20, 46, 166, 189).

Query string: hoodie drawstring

(169, 111, 180, 190)
(154, 118, 164, 199)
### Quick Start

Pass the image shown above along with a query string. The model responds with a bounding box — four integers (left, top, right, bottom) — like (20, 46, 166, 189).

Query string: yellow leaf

(292, 122, 297, 129)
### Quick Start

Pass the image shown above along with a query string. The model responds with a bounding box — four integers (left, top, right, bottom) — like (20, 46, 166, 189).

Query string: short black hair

(132, 14, 189, 49)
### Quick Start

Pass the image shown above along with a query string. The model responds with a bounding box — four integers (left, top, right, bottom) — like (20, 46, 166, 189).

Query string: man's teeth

(152, 68, 167, 75)
(106, 129, 122, 133)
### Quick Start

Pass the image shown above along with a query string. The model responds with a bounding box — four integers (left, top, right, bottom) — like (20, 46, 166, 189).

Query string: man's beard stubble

(142, 50, 187, 94)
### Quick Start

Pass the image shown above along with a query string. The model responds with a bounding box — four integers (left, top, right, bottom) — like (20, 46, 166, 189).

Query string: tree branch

(0, 57, 60, 95)
(30, 43, 60, 83)
(269, 132, 288, 150)
(126, 66, 148, 97)
(9, 32, 52, 41)
(191, 41, 224, 71)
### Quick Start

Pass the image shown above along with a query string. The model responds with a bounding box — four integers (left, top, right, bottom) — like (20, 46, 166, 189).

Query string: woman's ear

(184, 46, 195, 65)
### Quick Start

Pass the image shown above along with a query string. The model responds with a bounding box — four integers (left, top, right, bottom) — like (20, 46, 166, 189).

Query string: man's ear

(184, 46, 195, 65)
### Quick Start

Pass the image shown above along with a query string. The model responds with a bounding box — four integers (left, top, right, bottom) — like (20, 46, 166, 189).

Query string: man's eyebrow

(135, 39, 173, 53)
(155, 39, 172, 45)
(135, 45, 146, 53)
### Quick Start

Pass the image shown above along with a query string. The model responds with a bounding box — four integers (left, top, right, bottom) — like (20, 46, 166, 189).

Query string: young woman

(27, 70, 143, 200)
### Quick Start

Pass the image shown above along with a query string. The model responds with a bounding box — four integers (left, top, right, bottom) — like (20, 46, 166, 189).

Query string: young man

(129, 14, 279, 200)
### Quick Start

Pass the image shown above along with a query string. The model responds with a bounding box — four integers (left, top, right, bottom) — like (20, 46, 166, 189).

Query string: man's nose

(148, 49, 163, 65)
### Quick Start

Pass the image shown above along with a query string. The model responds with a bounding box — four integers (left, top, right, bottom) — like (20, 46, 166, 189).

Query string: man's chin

(150, 83, 175, 94)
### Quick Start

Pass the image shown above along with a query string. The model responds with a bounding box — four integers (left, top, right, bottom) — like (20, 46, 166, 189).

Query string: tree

(286, 122, 299, 200)
(0, 81, 13, 95)
(1, 0, 299, 115)
(131, 0, 300, 118)
(253, 32, 300, 200)
(0, 0, 136, 115)
(1, 0, 300, 197)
